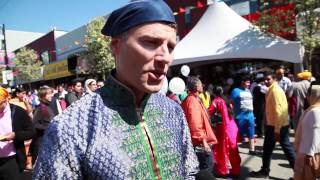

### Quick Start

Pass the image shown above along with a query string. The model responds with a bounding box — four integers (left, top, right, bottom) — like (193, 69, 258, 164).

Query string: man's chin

(144, 84, 162, 93)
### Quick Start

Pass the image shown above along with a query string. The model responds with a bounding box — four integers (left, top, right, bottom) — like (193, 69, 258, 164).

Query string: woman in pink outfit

(208, 86, 241, 178)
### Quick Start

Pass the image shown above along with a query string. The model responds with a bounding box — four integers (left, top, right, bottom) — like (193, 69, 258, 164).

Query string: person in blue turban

(34, 0, 200, 179)
(101, 0, 176, 37)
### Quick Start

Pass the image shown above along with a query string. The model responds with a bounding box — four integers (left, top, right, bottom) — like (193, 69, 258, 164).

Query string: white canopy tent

(172, 1, 304, 66)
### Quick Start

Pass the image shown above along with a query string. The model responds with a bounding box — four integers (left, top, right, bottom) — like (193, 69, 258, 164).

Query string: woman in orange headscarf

(0, 87, 35, 178)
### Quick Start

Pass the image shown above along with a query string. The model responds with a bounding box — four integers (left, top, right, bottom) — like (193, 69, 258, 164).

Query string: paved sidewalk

(217, 136, 295, 180)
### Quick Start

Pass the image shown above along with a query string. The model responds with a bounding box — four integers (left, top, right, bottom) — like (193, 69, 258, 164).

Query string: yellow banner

(44, 60, 74, 80)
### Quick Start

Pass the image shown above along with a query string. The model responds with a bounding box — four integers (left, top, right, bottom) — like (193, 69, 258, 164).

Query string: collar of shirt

(98, 69, 151, 109)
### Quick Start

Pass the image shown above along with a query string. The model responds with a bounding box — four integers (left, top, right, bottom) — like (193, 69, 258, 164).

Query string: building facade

(23, 30, 66, 64)
(12, 30, 67, 85)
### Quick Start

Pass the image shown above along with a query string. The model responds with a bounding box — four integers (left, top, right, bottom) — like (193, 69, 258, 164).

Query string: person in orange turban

(0, 86, 35, 178)
(288, 71, 313, 131)
(0, 87, 9, 112)
(297, 71, 312, 80)
(0, 87, 9, 100)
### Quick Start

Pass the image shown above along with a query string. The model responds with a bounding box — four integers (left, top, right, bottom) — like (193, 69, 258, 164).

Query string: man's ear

(111, 38, 120, 57)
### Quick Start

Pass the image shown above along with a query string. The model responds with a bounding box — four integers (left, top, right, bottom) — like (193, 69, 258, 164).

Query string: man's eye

(144, 40, 157, 45)
(168, 45, 175, 52)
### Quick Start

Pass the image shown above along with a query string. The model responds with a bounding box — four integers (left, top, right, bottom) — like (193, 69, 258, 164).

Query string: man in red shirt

(182, 76, 217, 177)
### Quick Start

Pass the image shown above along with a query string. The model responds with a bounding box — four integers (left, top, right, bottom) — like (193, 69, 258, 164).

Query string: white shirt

(278, 76, 292, 93)
(299, 108, 320, 156)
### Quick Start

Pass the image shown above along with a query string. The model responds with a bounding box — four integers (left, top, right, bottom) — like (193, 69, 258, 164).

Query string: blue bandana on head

(101, 0, 176, 37)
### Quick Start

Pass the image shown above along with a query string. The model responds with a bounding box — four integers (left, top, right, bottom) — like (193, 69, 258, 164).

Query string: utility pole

(1, 24, 12, 86)
(1, 24, 9, 69)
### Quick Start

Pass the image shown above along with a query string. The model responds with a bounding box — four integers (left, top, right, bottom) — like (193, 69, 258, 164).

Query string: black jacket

(50, 95, 60, 115)
(10, 104, 36, 171)
(33, 101, 56, 130)
(65, 92, 81, 106)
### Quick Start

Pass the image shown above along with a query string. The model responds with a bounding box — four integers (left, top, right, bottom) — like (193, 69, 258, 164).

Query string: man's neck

(114, 71, 145, 107)
(190, 91, 199, 96)
(17, 98, 24, 102)
(133, 91, 145, 107)
(269, 82, 276, 87)
(278, 75, 284, 80)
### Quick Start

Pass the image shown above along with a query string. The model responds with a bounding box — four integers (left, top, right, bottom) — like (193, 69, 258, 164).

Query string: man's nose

(155, 44, 172, 63)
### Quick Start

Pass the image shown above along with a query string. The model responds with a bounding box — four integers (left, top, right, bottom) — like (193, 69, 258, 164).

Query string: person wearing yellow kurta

(199, 91, 211, 109)
(251, 72, 295, 179)
(265, 79, 289, 133)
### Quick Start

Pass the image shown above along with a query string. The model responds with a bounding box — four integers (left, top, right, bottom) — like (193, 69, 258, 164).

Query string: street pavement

(23, 135, 295, 180)
(216, 134, 295, 180)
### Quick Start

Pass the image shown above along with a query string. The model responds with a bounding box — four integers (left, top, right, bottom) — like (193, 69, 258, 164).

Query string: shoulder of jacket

(9, 103, 24, 112)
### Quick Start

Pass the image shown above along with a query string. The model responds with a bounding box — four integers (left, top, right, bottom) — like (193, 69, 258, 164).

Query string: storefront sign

(44, 60, 74, 80)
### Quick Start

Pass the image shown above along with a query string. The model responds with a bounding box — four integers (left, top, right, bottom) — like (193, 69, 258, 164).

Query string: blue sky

(0, 0, 128, 33)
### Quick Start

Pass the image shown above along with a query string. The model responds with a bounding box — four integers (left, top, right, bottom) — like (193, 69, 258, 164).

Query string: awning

(172, 1, 304, 66)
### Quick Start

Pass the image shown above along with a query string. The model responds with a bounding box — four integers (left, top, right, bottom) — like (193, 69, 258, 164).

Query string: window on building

(41, 50, 50, 64)
(230, 1, 251, 16)
(67, 55, 78, 71)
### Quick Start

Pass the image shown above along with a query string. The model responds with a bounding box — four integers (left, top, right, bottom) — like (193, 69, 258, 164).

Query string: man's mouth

(149, 71, 165, 81)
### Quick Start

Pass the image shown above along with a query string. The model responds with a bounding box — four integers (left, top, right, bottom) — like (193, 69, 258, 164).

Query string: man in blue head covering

(34, 1, 200, 179)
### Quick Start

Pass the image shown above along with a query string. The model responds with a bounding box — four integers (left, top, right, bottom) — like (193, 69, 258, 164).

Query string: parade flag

(196, 1, 204, 8)
(179, 7, 186, 13)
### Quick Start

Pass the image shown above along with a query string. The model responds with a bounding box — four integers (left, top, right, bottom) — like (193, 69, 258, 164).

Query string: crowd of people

(0, 0, 319, 179)
(0, 77, 105, 178)
(167, 66, 319, 179)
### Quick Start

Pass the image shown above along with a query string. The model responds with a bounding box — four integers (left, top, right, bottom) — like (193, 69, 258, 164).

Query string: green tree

(253, 0, 320, 70)
(80, 16, 115, 80)
(294, 0, 320, 70)
(254, 0, 296, 38)
(14, 47, 43, 83)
